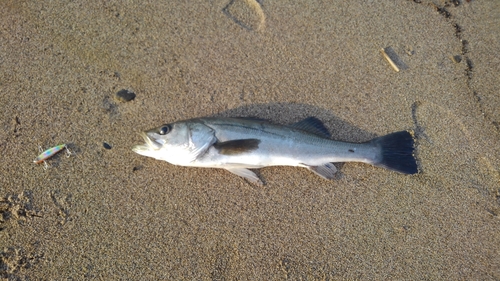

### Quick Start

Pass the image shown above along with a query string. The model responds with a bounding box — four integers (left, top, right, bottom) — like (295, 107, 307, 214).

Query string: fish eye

(158, 125, 171, 135)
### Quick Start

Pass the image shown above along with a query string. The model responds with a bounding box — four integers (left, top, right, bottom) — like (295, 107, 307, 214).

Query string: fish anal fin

(303, 163, 337, 179)
(225, 168, 263, 185)
(290, 117, 331, 138)
(214, 139, 261, 155)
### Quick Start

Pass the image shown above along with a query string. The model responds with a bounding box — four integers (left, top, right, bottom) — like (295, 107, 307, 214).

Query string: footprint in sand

(413, 101, 499, 202)
(50, 190, 72, 225)
(0, 191, 40, 228)
(0, 246, 43, 278)
(223, 0, 265, 31)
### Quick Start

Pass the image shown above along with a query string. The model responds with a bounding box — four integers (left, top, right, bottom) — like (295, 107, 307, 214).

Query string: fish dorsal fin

(214, 139, 261, 155)
(290, 117, 331, 138)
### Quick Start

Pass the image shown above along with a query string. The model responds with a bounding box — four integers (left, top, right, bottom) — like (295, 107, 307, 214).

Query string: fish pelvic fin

(371, 131, 418, 174)
(214, 139, 261, 155)
(225, 168, 263, 185)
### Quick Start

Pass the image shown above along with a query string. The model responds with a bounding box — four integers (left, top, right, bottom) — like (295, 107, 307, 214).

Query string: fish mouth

(132, 132, 163, 152)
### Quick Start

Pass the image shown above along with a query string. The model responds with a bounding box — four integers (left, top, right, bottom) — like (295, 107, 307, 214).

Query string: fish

(132, 117, 418, 184)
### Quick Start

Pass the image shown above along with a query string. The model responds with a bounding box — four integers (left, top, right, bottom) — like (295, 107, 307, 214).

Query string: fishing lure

(34, 144, 71, 168)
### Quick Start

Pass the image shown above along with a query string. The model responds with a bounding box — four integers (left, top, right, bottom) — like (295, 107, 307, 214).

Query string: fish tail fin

(371, 131, 418, 174)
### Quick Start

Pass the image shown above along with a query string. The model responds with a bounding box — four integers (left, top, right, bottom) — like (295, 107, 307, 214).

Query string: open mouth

(133, 133, 163, 151)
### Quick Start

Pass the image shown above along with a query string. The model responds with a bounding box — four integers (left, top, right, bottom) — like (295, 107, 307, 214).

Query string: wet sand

(1, 0, 499, 279)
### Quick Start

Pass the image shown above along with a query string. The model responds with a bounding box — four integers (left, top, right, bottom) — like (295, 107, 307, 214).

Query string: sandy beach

(1, 0, 499, 279)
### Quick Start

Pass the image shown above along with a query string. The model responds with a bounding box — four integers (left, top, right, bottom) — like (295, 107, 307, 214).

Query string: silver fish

(132, 117, 418, 184)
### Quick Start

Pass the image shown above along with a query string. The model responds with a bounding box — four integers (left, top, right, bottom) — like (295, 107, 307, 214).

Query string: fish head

(132, 120, 216, 165)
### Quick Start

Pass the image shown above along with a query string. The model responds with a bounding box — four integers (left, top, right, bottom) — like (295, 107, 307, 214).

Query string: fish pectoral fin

(290, 117, 331, 138)
(213, 139, 261, 155)
(303, 163, 337, 179)
(225, 168, 263, 185)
